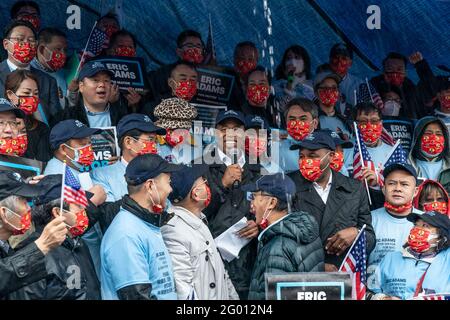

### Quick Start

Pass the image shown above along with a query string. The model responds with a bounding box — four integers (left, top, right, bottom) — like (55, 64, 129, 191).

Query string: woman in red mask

(5, 69, 51, 162)
(414, 180, 450, 217)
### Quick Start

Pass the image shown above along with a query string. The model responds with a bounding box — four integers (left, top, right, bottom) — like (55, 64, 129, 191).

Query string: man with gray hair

(0, 171, 68, 298)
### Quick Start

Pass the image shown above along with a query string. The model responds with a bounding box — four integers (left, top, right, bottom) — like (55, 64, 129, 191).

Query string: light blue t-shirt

(374, 249, 450, 299)
(158, 143, 197, 165)
(416, 159, 444, 181)
(85, 105, 111, 128)
(44, 158, 80, 178)
(91, 159, 127, 202)
(319, 115, 350, 137)
(100, 208, 177, 300)
(271, 130, 301, 174)
(339, 73, 364, 106)
(344, 141, 394, 173)
(367, 207, 421, 290)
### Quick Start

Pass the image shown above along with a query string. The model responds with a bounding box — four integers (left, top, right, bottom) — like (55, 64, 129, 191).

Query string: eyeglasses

(0, 120, 19, 130)
(8, 37, 37, 46)
(132, 136, 156, 143)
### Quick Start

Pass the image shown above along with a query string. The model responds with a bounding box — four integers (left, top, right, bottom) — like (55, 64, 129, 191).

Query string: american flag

(353, 124, 375, 180)
(339, 226, 367, 300)
(84, 27, 108, 58)
(63, 166, 88, 208)
(356, 81, 384, 111)
(378, 141, 408, 186)
(413, 294, 450, 300)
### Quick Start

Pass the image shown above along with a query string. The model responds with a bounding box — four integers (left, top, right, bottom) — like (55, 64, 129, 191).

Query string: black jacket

(203, 149, 261, 299)
(288, 170, 376, 267)
(8, 228, 100, 300)
(248, 212, 325, 300)
(0, 241, 47, 299)
(49, 97, 128, 128)
(23, 119, 52, 162)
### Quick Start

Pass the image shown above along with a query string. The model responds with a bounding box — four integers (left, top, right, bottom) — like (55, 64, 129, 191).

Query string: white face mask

(285, 58, 305, 75)
(382, 100, 401, 117)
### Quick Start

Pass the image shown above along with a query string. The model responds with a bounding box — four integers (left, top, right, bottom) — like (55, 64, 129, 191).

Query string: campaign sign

(382, 118, 414, 153)
(265, 272, 353, 300)
(0, 155, 43, 179)
(191, 103, 227, 144)
(93, 56, 148, 93)
(89, 127, 119, 170)
(192, 66, 235, 105)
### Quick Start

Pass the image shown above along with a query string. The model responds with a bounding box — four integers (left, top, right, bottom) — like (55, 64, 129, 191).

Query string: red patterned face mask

(165, 129, 186, 147)
(247, 85, 270, 105)
(14, 134, 28, 157)
(421, 134, 445, 156)
(287, 120, 311, 141)
(245, 136, 267, 157)
(44, 48, 66, 71)
(115, 46, 136, 57)
(408, 227, 439, 253)
(441, 94, 450, 110)
(299, 154, 329, 182)
(9, 41, 37, 64)
(133, 138, 157, 155)
(104, 25, 119, 38)
(236, 60, 257, 75)
(0, 138, 19, 155)
(384, 201, 413, 214)
(18, 15, 40, 30)
(173, 79, 197, 101)
(330, 151, 344, 172)
(358, 122, 383, 144)
(385, 72, 405, 87)
(6, 208, 32, 236)
(67, 209, 89, 237)
(182, 48, 204, 64)
(65, 144, 94, 167)
(423, 201, 448, 216)
(17, 95, 39, 115)
(330, 57, 351, 75)
(318, 88, 339, 106)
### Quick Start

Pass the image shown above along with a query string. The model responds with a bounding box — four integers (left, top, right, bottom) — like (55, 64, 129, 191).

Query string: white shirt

(313, 173, 333, 204)
(7, 59, 30, 71)
(217, 148, 246, 168)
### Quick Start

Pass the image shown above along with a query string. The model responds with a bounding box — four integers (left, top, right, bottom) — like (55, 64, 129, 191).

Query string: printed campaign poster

(93, 56, 148, 93)
(265, 272, 353, 300)
(0, 155, 43, 179)
(382, 118, 414, 153)
(191, 66, 236, 105)
(89, 127, 120, 170)
(191, 103, 227, 145)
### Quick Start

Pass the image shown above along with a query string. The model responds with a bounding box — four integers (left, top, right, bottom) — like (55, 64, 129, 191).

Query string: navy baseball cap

(77, 61, 114, 81)
(0, 171, 46, 201)
(117, 113, 166, 138)
(169, 164, 209, 203)
(330, 43, 353, 59)
(290, 131, 336, 151)
(0, 98, 24, 118)
(313, 71, 341, 90)
(241, 173, 296, 201)
(215, 110, 245, 127)
(245, 115, 270, 131)
(321, 129, 353, 149)
(125, 154, 181, 186)
(383, 163, 417, 181)
(49, 119, 101, 150)
(408, 211, 450, 240)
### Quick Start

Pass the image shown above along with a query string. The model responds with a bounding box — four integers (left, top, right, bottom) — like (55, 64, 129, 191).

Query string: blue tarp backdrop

(0, 0, 448, 79)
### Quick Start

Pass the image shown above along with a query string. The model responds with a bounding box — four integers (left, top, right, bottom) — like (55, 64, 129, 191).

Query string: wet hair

(382, 52, 408, 70)
(275, 45, 311, 80)
(109, 29, 137, 49)
(11, 1, 40, 18)
(284, 97, 318, 120)
(233, 41, 258, 59)
(352, 102, 382, 121)
(3, 20, 37, 39)
(245, 66, 272, 86)
(31, 198, 69, 228)
(169, 60, 197, 76)
(176, 29, 203, 48)
(418, 183, 447, 209)
(38, 27, 66, 45)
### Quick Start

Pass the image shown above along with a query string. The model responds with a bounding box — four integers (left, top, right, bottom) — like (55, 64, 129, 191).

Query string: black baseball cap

(0, 171, 45, 201)
(245, 114, 270, 131)
(77, 61, 114, 81)
(330, 43, 353, 59)
(117, 113, 166, 139)
(408, 211, 450, 240)
(290, 131, 336, 151)
(242, 173, 296, 202)
(383, 163, 417, 181)
(436, 76, 450, 92)
(215, 110, 245, 127)
(0, 98, 25, 118)
(125, 154, 181, 186)
(169, 164, 209, 203)
(49, 119, 101, 150)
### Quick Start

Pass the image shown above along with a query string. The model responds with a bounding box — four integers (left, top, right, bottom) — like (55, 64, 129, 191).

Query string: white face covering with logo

(382, 100, 401, 117)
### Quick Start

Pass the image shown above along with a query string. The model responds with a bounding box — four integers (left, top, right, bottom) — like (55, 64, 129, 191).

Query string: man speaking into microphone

(202, 110, 262, 300)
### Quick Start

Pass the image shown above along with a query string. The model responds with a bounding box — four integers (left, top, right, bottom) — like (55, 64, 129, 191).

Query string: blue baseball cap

(117, 113, 166, 139)
(242, 173, 296, 202)
(77, 61, 114, 81)
(383, 163, 417, 181)
(0, 98, 24, 118)
(49, 119, 101, 150)
(169, 164, 209, 203)
(290, 131, 336, 151)
(215, 110, 245, 127)
(330, 43, 353, 59)
(125, 154, 181, 186)
(245, 115, 270, 131)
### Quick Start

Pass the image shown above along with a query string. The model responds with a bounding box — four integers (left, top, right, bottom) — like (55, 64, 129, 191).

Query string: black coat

(248, 212, 325, 300)
(0, 241, 47, 299)
(288, 170, 376, 267)
(8, 229, 100, 300)
(202, 150, 262, 300)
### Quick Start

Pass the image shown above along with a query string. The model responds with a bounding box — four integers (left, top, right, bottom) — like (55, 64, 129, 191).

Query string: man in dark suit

(0, 20, 61, 124)
(288, 131, 376, 271)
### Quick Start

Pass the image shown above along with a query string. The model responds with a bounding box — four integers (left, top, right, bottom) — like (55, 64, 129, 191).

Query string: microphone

(230, 148, 241, 189)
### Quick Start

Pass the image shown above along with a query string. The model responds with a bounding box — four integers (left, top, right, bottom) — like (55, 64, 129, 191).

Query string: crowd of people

(0, 1, 449, 301)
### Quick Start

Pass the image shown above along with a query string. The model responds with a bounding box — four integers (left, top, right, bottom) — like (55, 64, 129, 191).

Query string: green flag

(64, 52, 80, 85)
